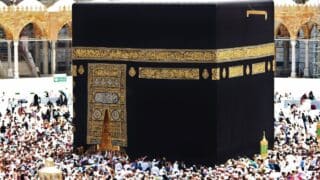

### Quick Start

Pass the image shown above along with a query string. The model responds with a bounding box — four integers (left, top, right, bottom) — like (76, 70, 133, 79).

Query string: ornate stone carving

(275, 6, 319, 39)
(0, 8, 71, 40)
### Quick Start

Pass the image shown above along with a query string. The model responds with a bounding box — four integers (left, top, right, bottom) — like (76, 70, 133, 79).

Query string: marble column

(290, 40, 297, 78)
(51, 40, 56, 74)
(303, 40, 309, 77)
(283, 41, 289, 73)
(43, 41, 48, 74)
(7, 41, 13, 77)
(35, 41, 40, 69)
(13, 41, 19, 78)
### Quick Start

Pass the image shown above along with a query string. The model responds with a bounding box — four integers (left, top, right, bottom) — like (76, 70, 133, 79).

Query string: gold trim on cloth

(245, 65, 251, 75)
(252, 62, 266, 75)
(229, 65, 244, 78)
(78, 65, 85, 75)
(268, 61, 272, 72)
(202, 69, 209, 79)
(272, 59, 276, 72)
(128, 67, 137, 77)
(139, 67, 199, 80)
(73, 43, 274, 63)
(212, 68, 220, 80)
(246, 10, 268, 21)
(87, 63, 127, 146)
(72, 65, 77, 77)
(222, 68, 227, 79)
(209, 61, 270, 80)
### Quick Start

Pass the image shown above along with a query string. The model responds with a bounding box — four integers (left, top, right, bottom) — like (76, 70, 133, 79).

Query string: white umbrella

(38, 158, 63, 180)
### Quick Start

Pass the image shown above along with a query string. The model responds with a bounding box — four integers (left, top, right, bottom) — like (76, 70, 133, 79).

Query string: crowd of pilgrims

(0, 89, 320, 179)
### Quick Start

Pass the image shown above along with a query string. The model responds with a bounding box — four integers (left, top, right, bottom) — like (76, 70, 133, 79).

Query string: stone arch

(17, 21, 46, 77)
(50, 16, 72, 41)
(0, 23, 13, 40)
(66, 21, 72, 36)
(274, 21, 282, 36)
(297, 21, 318, 39)
(56, 22, 72, 75)
(14, 19, 46, 40)
(276, 23, 291, 38)
(275, 23, 292, 77)
(297, 25, 307, 39)
(0, 23, 12, 78)
(18, 21, 45, 39)
(309, 23, 319, 38)
(57, 23, 72, 39)
(309, 23, 320, 74)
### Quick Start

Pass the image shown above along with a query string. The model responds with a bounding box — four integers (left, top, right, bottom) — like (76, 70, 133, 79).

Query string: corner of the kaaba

(71, 60, 89, 150)
(214, 57, 275, 164)
(72, 0, 275, 166)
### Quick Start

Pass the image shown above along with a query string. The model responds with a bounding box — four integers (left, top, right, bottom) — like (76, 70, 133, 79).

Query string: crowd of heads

(0, 90, 320, 179)
(0, 91, 73, 179)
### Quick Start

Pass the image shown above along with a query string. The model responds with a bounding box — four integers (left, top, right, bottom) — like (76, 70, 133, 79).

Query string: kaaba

(72, 0, 274, 164)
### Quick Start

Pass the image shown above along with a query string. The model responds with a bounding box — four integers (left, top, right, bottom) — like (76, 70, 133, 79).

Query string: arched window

(0, 26, 5, 40)
(310, 25, 320, 77)
(275, 24, 291, 77)
(0, 25, 8, 77)
(19, 23, 44, 77)
(56, 24, 71, 75)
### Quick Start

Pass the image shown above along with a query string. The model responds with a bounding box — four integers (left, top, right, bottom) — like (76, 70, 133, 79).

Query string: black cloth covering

(72, 1, 274, 165)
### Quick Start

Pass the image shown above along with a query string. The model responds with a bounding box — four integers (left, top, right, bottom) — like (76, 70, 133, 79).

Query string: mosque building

(0, 0, 319, 179)
(0, 0, 318, 78)
(0, 0, 72, 78)
(275, 0, 320, 78)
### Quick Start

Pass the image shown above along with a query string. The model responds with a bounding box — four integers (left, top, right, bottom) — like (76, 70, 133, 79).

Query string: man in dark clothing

(302, 113, 307, 133)
(41, 109, 51, 122)
(33, 94, 40, 107)
(56, 91, 68, 106)
(0, 120, 6, 134)
(309, 91, 315, 100)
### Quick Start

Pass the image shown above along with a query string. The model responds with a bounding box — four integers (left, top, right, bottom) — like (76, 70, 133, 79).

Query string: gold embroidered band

(138, 68, 199, 80)
(73, 43, 274, 63)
